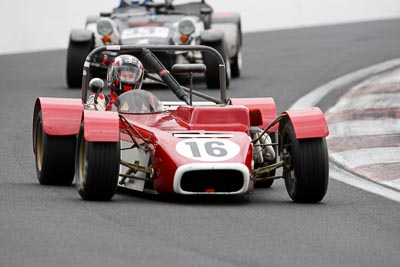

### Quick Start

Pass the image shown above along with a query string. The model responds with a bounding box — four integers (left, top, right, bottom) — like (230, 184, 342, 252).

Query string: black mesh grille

(180, 170, 244, 193)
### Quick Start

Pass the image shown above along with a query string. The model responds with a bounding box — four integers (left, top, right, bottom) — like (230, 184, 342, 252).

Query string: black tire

(75, 125, 120, 201)
(33, 111, 76, 185)
(280, 120, 329, 203)
(230, 48, 242, 78)
(202, 39, 231, 89)
(255, 132, 278, 188)
(231, 22, 242, 78)
(66, 39, 94, 88)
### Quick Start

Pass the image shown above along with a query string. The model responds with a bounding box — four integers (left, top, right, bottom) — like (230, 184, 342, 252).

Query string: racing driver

(86, 54, 144, 111)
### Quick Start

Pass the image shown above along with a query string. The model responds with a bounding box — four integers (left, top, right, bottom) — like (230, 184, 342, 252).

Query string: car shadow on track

(116, 186, 255, 206)
(114, 185, 307, 207)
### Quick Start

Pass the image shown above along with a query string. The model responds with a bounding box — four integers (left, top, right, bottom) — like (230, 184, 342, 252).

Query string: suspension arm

(253, 161, 285, 178)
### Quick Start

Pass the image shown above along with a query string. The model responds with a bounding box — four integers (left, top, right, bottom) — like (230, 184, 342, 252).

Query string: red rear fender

(230, 98, 278, 131)
(34, 97, 83, 136)
(83, 110, 120, 142)
(282, 108, 329, 139)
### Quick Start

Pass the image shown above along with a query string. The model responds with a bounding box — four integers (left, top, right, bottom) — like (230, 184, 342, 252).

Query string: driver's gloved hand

(86, 94, 107, 111)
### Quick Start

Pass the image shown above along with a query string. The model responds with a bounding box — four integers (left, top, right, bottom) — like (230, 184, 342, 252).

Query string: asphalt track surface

(1, 19, 400, 267)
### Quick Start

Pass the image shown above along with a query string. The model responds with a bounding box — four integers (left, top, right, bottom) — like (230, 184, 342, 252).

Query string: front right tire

(33, 111, 76, 185)
(75, 124, 120, 201)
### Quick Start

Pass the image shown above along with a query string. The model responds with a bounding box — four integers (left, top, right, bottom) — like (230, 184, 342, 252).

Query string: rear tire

(75, 125, 120, 201)
(202, 39, 231, 89)
(280, 120, 329, 203)
(66, 38, 94, 88)
(33, 111, 76, 185)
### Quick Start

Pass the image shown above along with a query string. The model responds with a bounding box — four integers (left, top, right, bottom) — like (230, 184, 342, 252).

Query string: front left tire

(280, 119, 329, 203)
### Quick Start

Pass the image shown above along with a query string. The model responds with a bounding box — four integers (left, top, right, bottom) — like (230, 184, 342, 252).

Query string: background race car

(66, 0, 242, 89)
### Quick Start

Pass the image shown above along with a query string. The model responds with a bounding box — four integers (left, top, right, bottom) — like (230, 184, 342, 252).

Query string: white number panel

(176, 139, 240, 162)
(121, 27, 170, 39)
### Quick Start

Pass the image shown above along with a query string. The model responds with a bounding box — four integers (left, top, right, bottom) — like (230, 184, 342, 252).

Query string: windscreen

(111, 90, 165, 114)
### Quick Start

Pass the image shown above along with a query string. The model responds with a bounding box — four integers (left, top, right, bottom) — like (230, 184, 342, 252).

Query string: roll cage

(81, 45, 228, 104)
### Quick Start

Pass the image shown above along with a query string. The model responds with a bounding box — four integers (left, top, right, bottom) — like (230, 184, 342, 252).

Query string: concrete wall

(1, 0, 400, 54)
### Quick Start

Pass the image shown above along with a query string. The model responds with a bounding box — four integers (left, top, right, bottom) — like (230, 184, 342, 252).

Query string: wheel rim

(36, 121, 43, 171)
(282, 129, 296, 195)
(282, 147, 296, 195)
(78, 136, 87, 187)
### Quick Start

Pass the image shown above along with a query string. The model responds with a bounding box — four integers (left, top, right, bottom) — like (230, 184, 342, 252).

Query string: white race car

(66, 0, 242, 89)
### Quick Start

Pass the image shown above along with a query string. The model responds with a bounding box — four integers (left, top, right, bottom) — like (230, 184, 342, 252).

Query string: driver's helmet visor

(116, 66, 142, 84)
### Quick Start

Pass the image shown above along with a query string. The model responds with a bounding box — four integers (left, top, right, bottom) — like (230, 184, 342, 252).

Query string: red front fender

(34, 97, 83, 136)
(282, 108, 329, 139)
(83, 110, 120, 142)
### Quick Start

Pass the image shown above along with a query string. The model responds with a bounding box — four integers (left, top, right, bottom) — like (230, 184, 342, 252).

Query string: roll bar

(81, 45, 227, 104)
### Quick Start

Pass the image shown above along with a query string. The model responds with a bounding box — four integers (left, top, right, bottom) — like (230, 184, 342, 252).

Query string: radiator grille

(180, 169, 244, 193)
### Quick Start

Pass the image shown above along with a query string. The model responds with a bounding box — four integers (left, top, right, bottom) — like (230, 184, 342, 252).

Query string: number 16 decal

(176, 139, 240, 161)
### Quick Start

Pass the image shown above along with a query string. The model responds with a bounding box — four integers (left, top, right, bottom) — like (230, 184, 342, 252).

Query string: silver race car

(66, 0, 242, 89)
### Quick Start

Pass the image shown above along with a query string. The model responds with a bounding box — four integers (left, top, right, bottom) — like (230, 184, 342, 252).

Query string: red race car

(32, 45, 329, 202)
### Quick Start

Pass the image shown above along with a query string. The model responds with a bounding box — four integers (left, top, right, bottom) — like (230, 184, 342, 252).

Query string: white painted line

(327, 119, 400, 138)
(327, 93, 400, 113)
(330, 147, 400, 168)
(290, 58, 400, 110)
(365, 73, 400, 84)
(330, 163, 400, 202)
(290, 59, 400, 197)
(382, 179, 400, 189)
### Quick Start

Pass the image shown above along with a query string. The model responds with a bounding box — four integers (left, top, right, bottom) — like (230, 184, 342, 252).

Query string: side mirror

(200, 7, 212, 15)
(89, 78, 104, 105)
(89, 78, 104, 93)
